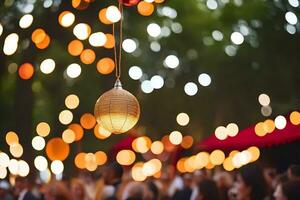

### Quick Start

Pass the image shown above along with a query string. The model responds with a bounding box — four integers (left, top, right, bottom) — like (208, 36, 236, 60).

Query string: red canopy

(197, 118, 300, 152)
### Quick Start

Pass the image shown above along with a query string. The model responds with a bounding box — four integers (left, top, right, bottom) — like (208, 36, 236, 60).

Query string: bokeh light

(151, 141, 164, 155)
(69, 123, 84, 141)
(106, 6, 121, 23)
(169, 131, 183, 145)
(80, 49, 96, 64)
(59, 110, 73, 125)
(290, 111, 300, 125)
(137, 1, 155, 16)
(46, 137, 70, 161)
(258, 93, 270, 106)
(34, 156, 48, 171)
(198, 73, 211, 87)
(184, 82, 198, 96)
(116, 150, 136, 166)
(68, 40, 84, 56)
(129, 66, 143, 80)
(275, 115, 287, 130)
(122, 39, 137, 53)
(19, 63, 34, 80)
(19, 14, 33, 29)
(58, 11, 75, 27)
(32, 136, 46, 151)
(10, 143, 23, 158)
(164, 55, 179, 69)
(6, 131, 19, 146)
(62, 129, 76, 144)
(66, 63, 81, 78)
(104, 34, 115, 49)
(96, 58, 115, 75)
(176, 112, 190, 126)
(80, 113, 96, 129)
(89, 32, 107, 47)
(51, 160, 64, 175)
(36, 122, 50, 137)
(94, 124, 111, 139)
(40, 59, 55, 74)
(210, 150, 225, 165)
(73, 23, 91, 40)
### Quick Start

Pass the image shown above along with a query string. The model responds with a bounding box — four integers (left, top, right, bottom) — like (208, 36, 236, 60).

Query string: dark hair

(281, 180, 300, 200)
(289, 165, 300, 178)
(239, 163, 268, 200)
(198, 179, 221, 200)
(109, 161, 124, 179)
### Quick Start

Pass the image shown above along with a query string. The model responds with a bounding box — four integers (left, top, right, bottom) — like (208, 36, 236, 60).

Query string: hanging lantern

(94, 80, 140, 134)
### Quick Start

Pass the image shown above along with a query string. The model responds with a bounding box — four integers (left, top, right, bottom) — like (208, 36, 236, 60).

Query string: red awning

(197, 118, 300, 152)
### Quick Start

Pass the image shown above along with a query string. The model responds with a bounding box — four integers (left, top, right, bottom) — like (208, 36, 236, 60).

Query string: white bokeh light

(0, 23, 3, 37)
(288, 0, 299, 7)
(207, 0, 218, 10)
(164, 55, 179, 69)
(19, 14, 33, 29)
(73, 23, 90, 40)
(212, 30, 223, 41)
(275, 115, 287, 130)
(285, 11, 298, 25)
(129, 66, 143, 80)
(106, 6, 121, 23)
(150, 42, 161, 52)
(147, 23, 161, 37)
(34, 156, 48, 171)
(150, 75, 164, 89)
(51, 160, 64, 175)
(122, 39, 137, 53)
(258, 93, 270, 106)
(32, 136, 46, 151)
(231, 32, 244, 45)
(66, 63, 81, 78)
(141, 80, 154, 93)
(184, 82, 198, 96)
(60, 12, 75, 27)
(89, 32, 107, 47)
(40, 59, 55, 74)
(198, 73, 211, 87)
(3, 33, 19, 56)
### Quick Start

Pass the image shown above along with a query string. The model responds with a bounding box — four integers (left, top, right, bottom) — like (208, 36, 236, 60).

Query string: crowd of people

(1, 162, 300, 200)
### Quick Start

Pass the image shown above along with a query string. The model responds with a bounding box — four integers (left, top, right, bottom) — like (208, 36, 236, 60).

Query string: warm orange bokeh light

(116, 150, 136, 166)
(95, 151, 107, 165)
(46, 138, 70, 161)
(93, 124, 111, 139)
(181, 135, 194, 149)
(290, 111, 300, 125)
(36, 35, 50, 49)
(19, 63, 34, 80)
(137, 1, 155, 16)
(72, 0, 89, 10)
(98, 8, 112, 25)
(96, 58, 115, 75)
(68, 123, 84, 141)
(104, 34, 115, 49)
(177, 157, 187, 173)
(154, 0, 165, 3)
(75, 152, 86, 169)
(80, 49, 96, 64)
(80, 113, 96, 129)
(6, 131, 19, 146)
(68, 40, 84, 56)
(32, 28, 46, 44)
(162, 135, 175, 152)
(264, 119, 275, 133)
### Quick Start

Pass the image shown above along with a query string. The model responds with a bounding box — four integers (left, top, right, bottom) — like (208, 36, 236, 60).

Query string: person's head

(287, 165, 300, 180)
(193, 170, 207, 185)
(70, 178, 86, 199)
(14, 177, 29, 195)
(44, 181, 71, 200)
(213, 171, 233, 189)
(235, 163, 268, 200)
(0, 180, 10, 197)
(144, 181, 159, 200)
(196, 178, 221, 200)
(274, 180, 300, 200)
(125, 181, 146, 200)
(103, 161, 124, 185)
(183, 173, 193, 189)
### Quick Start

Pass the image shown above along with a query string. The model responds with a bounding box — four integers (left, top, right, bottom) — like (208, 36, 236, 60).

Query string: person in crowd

(196, 178, 221, 200)
(190, 170, 209, 200)
(0, 180, 13, 200)
(234, 163, 268, 200)
(14, 177, 40, 200)
(70, 178, 91, 200)
(144, 181, 159, 200)
(172, 173, 193, 200)
(102, 161, 124, 200)
(287, 165, 300, 180)
(213, 171, 233, 200)
(273, 180, 300, 200)
(160, 165, 183, 198)
(122, 181, 146, 200)
(43, 181, 70, 200)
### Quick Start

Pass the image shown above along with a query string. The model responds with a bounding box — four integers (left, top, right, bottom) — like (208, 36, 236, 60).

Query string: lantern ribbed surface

(94, 80, 140, 134)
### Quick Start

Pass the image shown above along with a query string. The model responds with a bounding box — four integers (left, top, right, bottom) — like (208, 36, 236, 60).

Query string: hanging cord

(112, 2, 123, 80)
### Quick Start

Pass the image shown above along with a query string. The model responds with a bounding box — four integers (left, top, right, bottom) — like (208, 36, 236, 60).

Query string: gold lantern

(94, 80, 140, 134)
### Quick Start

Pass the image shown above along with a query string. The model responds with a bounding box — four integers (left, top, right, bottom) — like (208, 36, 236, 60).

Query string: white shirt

(18, 189, 28, 200)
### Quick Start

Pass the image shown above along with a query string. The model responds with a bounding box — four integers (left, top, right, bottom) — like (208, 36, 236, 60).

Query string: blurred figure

(70, 178, 91, 200)
(44, 181, 70, 200)
(0, 180, 13, 200)
(213, 171, 233, 200)
(287, 165, 300, 180)
(102, 162, 124, 200)
(196, 178, 221, 200)
(121, 181, 146, 200)
(144, 181, 159, 200)
(190, 170, 208, 200)
(234, 163, 268, 200)
(14, 177, 39, 200)
(172, 173, 193, 200)
(273, 180, 300, 200)
(160, 165, 183, 198)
